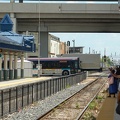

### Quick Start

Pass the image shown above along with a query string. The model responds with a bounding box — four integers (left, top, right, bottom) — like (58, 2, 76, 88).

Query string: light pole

(67, 41, 70, 54)
(72, 40, 75, 53)
(89, 47, 90, 54)
(38, 0, 41, 77)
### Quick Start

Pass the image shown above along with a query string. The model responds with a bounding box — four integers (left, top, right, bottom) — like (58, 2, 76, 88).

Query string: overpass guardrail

(0, 72, 86, 118)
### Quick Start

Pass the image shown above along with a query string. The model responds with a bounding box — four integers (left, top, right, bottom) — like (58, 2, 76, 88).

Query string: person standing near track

(108, 67, 118, 97)
(110, 67, 120, 103)
(116, 66, 120, 87)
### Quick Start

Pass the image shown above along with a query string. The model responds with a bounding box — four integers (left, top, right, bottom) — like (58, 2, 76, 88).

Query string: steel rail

(76, 77, 107, 120)
(37, 76, 104, 119)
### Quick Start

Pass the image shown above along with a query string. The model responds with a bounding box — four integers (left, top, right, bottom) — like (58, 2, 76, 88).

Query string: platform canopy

(0, 14, 36, 52)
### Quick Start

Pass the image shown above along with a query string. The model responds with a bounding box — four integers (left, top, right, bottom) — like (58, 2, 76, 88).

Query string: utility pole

(89, 47, 90, 54)
(67, 41, 70, 54)
(104, 48, 107, 69)
(38, 0, 41, 77)
(72, 40, 75, 53)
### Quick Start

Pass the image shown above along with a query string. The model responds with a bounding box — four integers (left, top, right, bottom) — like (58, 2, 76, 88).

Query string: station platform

(0, 76, 56, 90)
(97, 95, 120, 120)
(0, 72, 101, 90)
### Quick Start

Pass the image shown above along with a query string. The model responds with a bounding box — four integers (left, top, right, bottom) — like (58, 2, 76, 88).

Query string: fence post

(32, 84, 34, 103)
(22, 86, 24, 108)
(1, 90, 3, 117)
(16, 87, 18, 111)
(9, 89, 11, 113)
(27, 85, 29, 105)
(36, 83, 38, 101)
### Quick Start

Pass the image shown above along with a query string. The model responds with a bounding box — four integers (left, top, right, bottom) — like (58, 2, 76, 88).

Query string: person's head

(109, 67, 113, 71)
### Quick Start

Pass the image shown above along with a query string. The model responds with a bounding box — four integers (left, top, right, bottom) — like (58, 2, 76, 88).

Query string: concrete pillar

(25, 31, 29, 59)
(9, 53, 13, 80)
(21, 53, 24, 78)
(86, 71, 88, 77)
(10, 0, 15, 3)
(19, 0, 23, 3)
(40, 32, 49, 57)
(10, 13, 17, 32)
(14, 53, 18, 79)
(26, 31, 29, 35)
(4, 52, 8, 80)
(0, 58, 2, 81)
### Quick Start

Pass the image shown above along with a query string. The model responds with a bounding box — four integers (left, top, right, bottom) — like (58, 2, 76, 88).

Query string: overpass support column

(0, 58, 2, 81)
(10, 13, 17, 32)
(9, 53, 13, 80)
(40, 32, 49, 57)
(4, 52, 8, 80)
(10, 0, 15, 3)
(14, 53, 18, 79)
(21, 53, 24, 78)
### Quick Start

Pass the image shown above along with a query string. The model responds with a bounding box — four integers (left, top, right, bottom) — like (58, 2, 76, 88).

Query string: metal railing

(0, 72, 86, 118)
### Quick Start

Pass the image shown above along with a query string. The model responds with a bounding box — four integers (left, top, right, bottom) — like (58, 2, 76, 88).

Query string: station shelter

(0, 14, 36, 81)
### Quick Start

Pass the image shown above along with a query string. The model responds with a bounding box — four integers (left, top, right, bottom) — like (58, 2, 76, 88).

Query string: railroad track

(38, 76, 107, 120)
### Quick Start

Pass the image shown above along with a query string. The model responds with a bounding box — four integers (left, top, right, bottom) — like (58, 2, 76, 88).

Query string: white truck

(59, 53, 102, 72)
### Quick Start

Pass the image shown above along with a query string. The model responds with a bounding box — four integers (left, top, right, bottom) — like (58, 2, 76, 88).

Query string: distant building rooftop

(69, 46, 84, 53)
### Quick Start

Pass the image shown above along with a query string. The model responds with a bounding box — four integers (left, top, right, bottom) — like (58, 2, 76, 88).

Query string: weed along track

(38, 77, 107, 120)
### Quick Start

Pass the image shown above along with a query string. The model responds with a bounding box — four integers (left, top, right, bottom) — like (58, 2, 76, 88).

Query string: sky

(50, 33, 120, 57)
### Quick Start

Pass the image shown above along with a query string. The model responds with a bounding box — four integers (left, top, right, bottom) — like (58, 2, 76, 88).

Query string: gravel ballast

(0, 78, 95, 120)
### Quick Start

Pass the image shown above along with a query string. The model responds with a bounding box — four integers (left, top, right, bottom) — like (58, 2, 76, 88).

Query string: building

(59, 41, 67, 55)
(22, 32, 66, 58)
(49, 34, 60, 57)
(69, 47, 84, 54)
(49, 34, 67, 57)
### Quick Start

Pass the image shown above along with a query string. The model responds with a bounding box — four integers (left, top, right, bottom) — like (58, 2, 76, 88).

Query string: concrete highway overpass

(0, 2, 120, 57)
(0, 2, 120, 32)
(15, 0, 120, 2)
